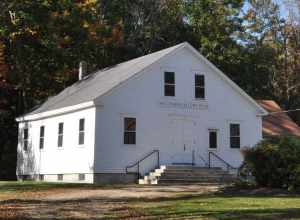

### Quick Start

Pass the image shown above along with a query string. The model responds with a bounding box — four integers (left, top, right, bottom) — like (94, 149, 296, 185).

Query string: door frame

(169, 116, 197, 165)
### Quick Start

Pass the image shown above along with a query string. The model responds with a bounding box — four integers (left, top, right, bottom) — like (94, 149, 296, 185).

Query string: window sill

(57, 147, 64, 150)
(123, 144, 137, 147)
(194, 98, 207, 102)
(162, 96, 177, 99)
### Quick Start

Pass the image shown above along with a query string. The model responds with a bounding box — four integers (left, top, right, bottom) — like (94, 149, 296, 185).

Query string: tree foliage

(242, 136, 300, 189)
(1, 0, 300, 179)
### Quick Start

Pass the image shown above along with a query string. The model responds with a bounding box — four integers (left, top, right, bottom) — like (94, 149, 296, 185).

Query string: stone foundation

(17, 173, 137, 184)
(93, 173, 138, 184)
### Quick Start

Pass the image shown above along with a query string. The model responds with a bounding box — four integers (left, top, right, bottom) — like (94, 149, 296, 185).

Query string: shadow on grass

(1, 194, 300, 220)
(1, 183, 300, 220)
(0, 181, 132, 193)
(131, 208, 300, 220)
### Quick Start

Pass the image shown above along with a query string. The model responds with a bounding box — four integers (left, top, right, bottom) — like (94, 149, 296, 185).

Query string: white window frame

(57, 122, 64, 148)
(229, 123, 241, 148)
(23, 128, 29, 151)
(208, 129, 218, 150)
(164, 71, 176, 97)
(39, 126, 45, 150)
(195, 74, 205, 99)
(123, 117, 136, 145)
(78, 118, 85, 146)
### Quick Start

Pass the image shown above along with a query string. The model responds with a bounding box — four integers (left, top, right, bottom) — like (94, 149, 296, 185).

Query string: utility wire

(267, 109, 300, 115)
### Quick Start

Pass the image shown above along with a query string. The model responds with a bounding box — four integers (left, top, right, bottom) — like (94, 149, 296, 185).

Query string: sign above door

(158, 100, 208, 111)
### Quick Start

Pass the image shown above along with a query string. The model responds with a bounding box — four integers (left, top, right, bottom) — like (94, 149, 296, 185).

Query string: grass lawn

(0, 181, 300, 219)
(129, 196, 300, 220)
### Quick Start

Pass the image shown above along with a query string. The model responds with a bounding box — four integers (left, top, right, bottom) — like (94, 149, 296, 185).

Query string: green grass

(0, 181, 91, 192)
(1, 181, 300, 219)
(129, 196, 300, 220)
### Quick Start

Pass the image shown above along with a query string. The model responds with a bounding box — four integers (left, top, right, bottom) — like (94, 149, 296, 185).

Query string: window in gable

(195, 74, 205, 99)
(164, 72, 175, 96)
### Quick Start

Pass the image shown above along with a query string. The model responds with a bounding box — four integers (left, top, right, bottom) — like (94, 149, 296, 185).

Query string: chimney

(78, 61, 87, 80)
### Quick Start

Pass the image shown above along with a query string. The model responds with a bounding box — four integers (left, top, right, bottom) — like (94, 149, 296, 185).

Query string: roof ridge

(23, 42, 186, 117)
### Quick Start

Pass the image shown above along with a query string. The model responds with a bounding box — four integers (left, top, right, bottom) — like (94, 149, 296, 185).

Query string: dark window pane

(165, 85, 175, 96)
(209, 131, 217, 148)
(79, 174, 85, 181)
(58, 123, 64, 134)
(124, 132, 136, 145)
(39, 138, 44, 149)
(195, 87, 205, 99)
(230, 124, 240, 136)
(195, 75, 204, 86)
(24, 140, 28, 151)
(24, 129, 28, 151)
(124, 118, 136, 131)
(230, 137, 240, 148)
(24, 129, 28, 139)
(79, 119, 85, 131)
(40, 126, 44, 137)
(57, 174, 63, 181)
(164, 72, 175, 84)
(79, 132, 84, 145)
(58, 135, 63, 147)
(39, 175, 44, 181)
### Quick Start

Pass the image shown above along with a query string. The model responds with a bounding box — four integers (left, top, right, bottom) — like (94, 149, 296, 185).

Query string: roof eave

(16, 101, 97, 122)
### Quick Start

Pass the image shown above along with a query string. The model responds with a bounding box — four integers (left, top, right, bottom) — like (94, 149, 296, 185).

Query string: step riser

(139, 165, 237, 185)
(158, 179, 234, 184)
(162, 171, 229, 175)
(164, 167, 222, 171)
(159, 177, 235, 181)
(160, 176, 232, 179)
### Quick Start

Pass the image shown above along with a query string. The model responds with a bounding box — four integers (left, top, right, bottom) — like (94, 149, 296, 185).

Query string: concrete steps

(138, 165, 237, 185)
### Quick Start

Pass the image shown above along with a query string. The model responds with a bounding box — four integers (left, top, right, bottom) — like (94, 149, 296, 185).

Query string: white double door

(171, 118, 197, 164)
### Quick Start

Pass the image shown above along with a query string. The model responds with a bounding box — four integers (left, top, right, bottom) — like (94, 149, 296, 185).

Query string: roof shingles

(257, 100, 300, 137)
(27, 43, 185, 116)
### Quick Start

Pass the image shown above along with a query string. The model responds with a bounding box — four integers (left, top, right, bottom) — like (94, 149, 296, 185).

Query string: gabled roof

(257, 100, 300, 137)
(18, 42, 267, 121)
(25, 43, 185, 117)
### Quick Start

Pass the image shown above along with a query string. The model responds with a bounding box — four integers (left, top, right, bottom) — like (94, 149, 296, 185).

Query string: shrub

(242, 136, 300, 189)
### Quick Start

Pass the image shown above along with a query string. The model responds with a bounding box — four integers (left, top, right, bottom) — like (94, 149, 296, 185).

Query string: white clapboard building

(16, 42, 267, 184)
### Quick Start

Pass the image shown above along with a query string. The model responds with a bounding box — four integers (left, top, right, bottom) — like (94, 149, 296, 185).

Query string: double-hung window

(23, 128, 28, 151)
(164, 72, 175, 97)
(39, 126, 45, 150)
(195, 74, 205, 99)
(58, 123, 64, 147)
(79, 119, 85, 145)
(124, 118, 136, 145)
(230, 124, 240, 148)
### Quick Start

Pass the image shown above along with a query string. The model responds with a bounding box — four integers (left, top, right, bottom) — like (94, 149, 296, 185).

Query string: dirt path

(0, 184, 222, 220)
(43, 184, 221, 201)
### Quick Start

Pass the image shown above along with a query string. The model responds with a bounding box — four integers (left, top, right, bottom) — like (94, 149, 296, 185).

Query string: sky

(242, 0, 299, 19)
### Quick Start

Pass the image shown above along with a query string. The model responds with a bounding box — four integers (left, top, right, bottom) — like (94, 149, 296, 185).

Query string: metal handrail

(208, 151, 237, 172)
(125, 150, 160, 178)
(198, 153, 209, 167)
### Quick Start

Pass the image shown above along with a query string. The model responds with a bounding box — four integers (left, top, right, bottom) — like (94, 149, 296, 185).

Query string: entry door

(172, 118, 196, 164)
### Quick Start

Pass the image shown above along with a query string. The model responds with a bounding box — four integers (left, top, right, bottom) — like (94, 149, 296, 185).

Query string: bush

(242, 136, 300, 189)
